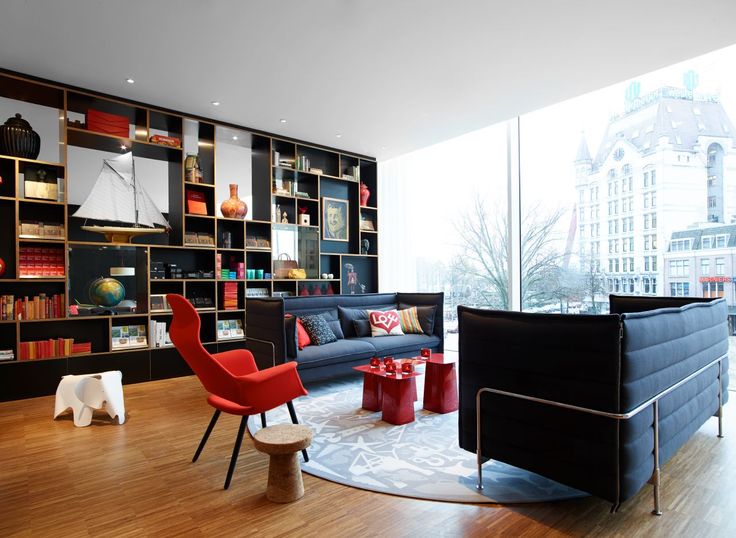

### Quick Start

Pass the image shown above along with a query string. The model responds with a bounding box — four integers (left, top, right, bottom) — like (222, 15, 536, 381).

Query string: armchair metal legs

(193, 403, 308, 491)
(224, 416, 248, 490)
(193, 409, 221, 463)
(650, 400, 662, 516)
(286, 400, 309, 462)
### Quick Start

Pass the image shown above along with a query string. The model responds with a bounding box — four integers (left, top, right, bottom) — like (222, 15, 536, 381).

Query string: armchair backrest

(167, 294, 240, 402)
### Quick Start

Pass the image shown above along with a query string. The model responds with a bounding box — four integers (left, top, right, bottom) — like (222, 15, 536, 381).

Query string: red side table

(354, 364, 421, 425)
(354, 364, 383, 411)
(422, 353, 459, 414)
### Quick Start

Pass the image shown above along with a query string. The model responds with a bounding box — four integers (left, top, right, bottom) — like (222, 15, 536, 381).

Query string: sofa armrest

(245, 298, 286, 369)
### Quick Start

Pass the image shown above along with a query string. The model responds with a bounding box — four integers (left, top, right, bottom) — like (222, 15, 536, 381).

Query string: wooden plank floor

(1, 376, 734, 538)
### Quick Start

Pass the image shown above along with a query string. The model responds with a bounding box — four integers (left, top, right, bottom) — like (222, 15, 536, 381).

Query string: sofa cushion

(397, 306, 424, 334)
(369, 310, 404, 337)
(328, 320, 345, 340)
(296, 338, 376, 365)
(296, 318, 311, 349)
(399, 303, 437, 335)
(300, 314, 337, 346)
(354, 334, 441, 355)
(353, 319, 371, 337)
(338, 305, 394, 338)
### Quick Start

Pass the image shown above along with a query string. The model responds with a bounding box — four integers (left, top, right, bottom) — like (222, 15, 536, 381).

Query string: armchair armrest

(237, 362, 307, 413)
(212, 349, 258, 377)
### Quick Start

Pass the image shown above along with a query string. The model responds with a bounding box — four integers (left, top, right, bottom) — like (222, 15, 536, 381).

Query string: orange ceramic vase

(220, 184, 247, 219)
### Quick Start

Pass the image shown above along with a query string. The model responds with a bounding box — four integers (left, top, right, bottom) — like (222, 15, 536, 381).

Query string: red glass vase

(360, 182, 370, 206)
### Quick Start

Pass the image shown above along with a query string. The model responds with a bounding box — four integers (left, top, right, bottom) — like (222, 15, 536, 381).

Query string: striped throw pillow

(397, 306, 424, 334)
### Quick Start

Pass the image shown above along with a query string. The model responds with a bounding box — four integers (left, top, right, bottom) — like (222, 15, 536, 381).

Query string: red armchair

(167, 294, 308, 489)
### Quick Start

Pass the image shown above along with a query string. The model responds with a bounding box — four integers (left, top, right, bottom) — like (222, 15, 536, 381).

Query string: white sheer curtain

(378, 157, 419, 292)
(377, 124, 509, 294)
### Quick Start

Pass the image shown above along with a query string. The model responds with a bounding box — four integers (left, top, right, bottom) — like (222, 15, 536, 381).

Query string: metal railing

(475, 353, 726, 515)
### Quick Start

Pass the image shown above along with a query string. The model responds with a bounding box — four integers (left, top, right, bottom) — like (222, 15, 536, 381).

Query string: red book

(186, 190, 208, 215)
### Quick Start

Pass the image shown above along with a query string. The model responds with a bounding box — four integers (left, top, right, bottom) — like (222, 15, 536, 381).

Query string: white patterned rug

(250, 377, 587, 504)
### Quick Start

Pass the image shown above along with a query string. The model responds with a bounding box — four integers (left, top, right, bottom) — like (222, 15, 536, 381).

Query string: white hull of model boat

(81, 225, 166, 243)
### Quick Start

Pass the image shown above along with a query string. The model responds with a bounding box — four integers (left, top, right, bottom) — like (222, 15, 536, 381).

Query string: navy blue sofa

(246, 292, 444, 382)
(458, 295, 729, 514)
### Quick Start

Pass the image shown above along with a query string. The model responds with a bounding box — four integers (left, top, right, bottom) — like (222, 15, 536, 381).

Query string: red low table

(354, 364, 421, 425)
(421, 353, 459, 414)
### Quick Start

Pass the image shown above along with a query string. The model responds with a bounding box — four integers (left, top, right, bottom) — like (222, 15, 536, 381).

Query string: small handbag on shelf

(287, 268, 307, 279)
(274, 253, 299, 279)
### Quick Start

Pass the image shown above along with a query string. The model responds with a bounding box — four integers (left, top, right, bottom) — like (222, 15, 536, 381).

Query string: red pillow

(296, 318, 312, 349)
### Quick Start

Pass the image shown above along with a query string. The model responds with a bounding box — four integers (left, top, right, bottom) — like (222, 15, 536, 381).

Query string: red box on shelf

(87, 109, 129, 138)
(149, 134, 181, 147)
(186, 190, 208, 215)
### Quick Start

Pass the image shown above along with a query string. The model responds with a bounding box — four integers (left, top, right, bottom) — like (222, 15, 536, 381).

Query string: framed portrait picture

(322, 197, 349, 242)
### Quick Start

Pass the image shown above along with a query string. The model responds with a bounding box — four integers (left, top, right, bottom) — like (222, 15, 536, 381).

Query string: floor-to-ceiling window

(380, 43, 736, 379)
(519, 44, 736, 380)
(379, 122, 510, 351)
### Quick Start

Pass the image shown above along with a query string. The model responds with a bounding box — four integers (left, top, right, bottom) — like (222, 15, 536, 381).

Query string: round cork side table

(253, 424, 313, 503)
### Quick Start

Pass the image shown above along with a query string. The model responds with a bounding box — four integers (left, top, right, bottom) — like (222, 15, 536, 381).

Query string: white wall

(214, 129, 253, 218)
(0, 96, 61, 163)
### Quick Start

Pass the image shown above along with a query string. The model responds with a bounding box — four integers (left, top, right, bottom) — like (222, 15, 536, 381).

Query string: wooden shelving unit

(0, 69, 379, 400)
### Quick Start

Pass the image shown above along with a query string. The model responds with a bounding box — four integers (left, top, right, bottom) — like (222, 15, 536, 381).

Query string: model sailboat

(72, 152, 169, 243)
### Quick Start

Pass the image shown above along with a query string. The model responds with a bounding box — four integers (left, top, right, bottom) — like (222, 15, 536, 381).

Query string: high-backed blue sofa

(458, 295, 729, 514)
(246, 292, 444, 382)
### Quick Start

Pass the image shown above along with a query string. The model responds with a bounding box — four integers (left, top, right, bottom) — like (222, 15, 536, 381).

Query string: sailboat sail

(72, 152, 169, 228)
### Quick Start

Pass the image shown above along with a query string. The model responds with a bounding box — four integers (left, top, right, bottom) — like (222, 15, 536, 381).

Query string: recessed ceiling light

(125, 78, 135, 84)
(381, 146, 387, 150)
(336, 133, 342, 138)
(211, 101, 221, 106)
(280, 119, 287, 124)
(120, 145, 127, 151)
(232, 135, 238, 141)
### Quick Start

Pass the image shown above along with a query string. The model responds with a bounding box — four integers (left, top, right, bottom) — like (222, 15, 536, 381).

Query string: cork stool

(253, 424, 313, 503)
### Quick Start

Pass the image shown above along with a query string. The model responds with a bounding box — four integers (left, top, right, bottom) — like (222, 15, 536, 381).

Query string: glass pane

(520, 44, 736, 381)
(379, 122, 510, 352)
(68, 245, 148, 315)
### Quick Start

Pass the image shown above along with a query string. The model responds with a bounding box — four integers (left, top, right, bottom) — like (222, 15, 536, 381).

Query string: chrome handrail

(244, 336, 277, 368)
(475, 353, 726, 515)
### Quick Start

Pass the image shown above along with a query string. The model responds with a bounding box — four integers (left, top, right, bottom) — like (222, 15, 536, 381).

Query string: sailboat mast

(132, 154, 139, 227)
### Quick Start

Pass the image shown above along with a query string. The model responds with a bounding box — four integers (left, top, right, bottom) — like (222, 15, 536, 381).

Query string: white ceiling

(1, 1, 735, 161)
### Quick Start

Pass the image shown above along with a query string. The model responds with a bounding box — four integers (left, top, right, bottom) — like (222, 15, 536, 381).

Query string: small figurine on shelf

(361, 238, 370, 255)
(185, 154, 203, 183)
(281, 211, 289, 223)
(345, 263, 358, 295)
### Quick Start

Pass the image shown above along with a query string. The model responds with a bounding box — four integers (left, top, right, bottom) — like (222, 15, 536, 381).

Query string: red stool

(423, 353, 459, 414)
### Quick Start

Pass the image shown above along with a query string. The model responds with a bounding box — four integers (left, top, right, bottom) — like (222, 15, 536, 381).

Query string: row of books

(148, 320, 172, 348)
(19, 338, 91, 360)
(111, 324, 148, 350)
(19, 221, 65, 239)
(0, 349, 14, 362)
(184, 231, 215, 246)
(217, 319, 244, 340)
(222, 282, 238, 310)
(1, 293, 64, 320)
(19, 247, 65, 278)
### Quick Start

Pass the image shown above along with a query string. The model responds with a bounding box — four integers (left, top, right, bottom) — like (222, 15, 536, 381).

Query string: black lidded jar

(0, 113, 41, 159)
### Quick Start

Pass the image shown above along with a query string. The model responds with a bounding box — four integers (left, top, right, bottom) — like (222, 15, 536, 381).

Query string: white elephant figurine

(54, 371, 126, 427)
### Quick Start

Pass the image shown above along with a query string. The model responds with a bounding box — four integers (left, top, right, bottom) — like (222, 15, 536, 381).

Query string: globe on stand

(88, 277, 126, 308)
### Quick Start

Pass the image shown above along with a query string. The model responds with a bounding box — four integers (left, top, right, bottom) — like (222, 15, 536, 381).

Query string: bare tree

(454, 198, 564, 309)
